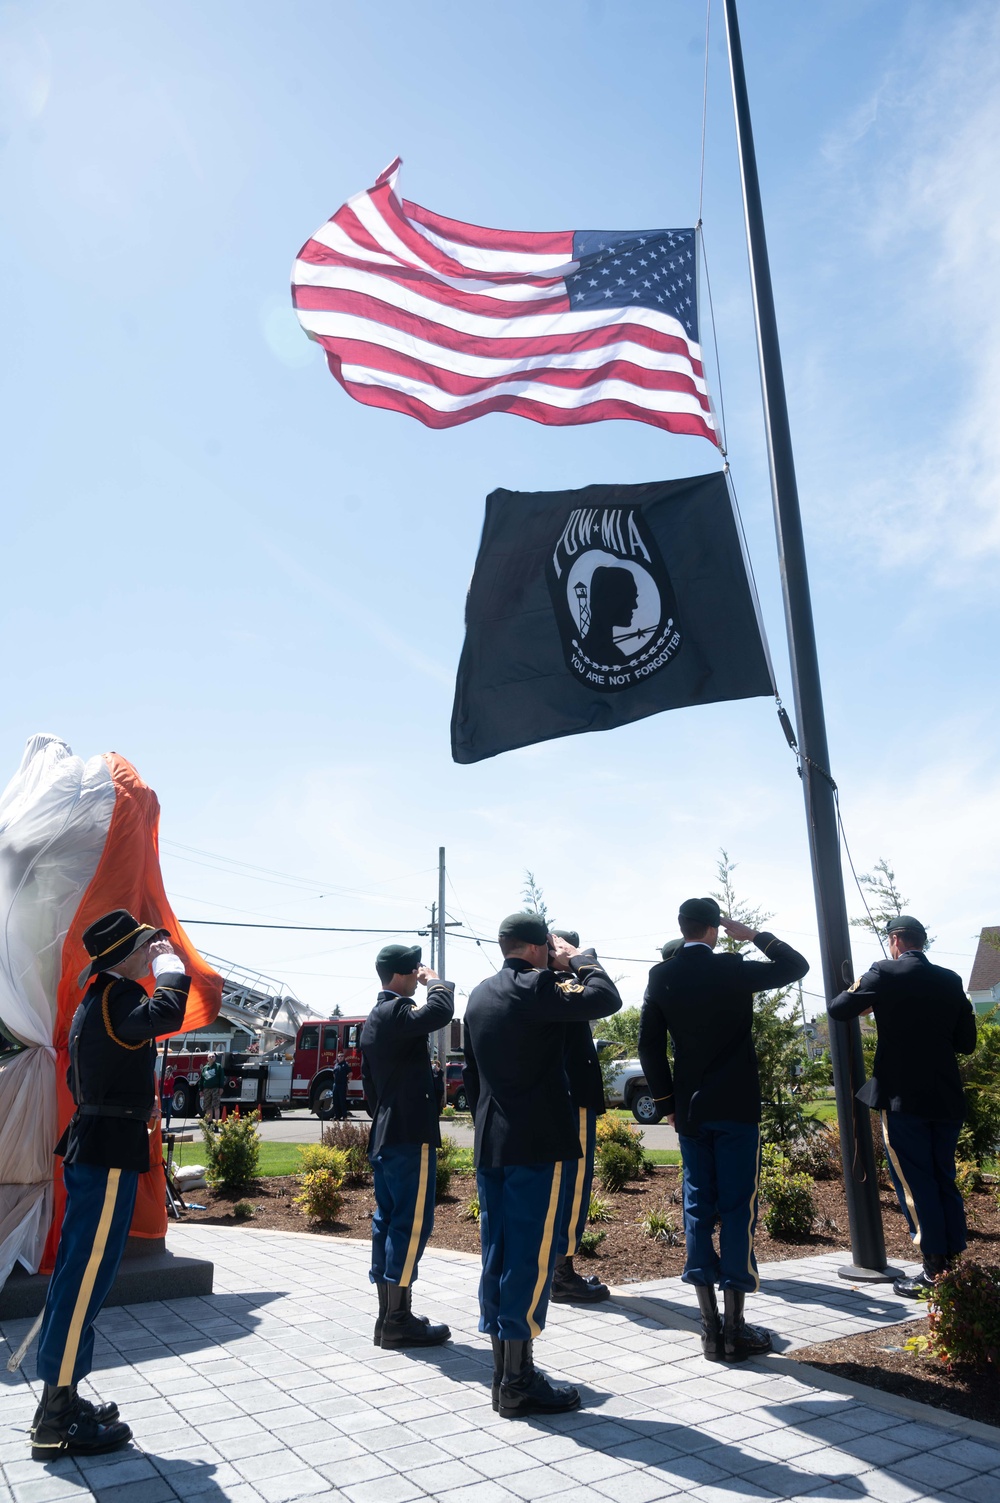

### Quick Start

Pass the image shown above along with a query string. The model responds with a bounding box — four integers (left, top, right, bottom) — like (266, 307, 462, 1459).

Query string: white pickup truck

(601, 1055, 665, 1124)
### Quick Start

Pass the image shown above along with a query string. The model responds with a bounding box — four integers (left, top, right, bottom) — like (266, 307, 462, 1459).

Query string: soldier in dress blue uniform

(360, 943, 455, 1347)
(548, 929, 610, 1306)
(639, 897, 808, 1362)
(829, 915, 977, 1297)
(31, 910, 190, 1461)
(464, 913, 622, 1418)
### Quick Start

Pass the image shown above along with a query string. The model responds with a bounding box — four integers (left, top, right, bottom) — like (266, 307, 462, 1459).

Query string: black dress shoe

(498, 1340, 580, 1420)
(895, 1252, 947, 1298)
(551, 1258, 610, 1304)
(31, 1386, 132, 1462)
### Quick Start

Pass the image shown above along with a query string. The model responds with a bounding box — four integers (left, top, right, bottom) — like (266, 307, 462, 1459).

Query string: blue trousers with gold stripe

(881, 1112, 966, 1258)
(370, 1144, 436, 1287)
(477, 1161, 568, 1341)
(36, 1163, 138, 1387)
(678, 1119, 761, 1293)
(557, 1108, 596, 1259)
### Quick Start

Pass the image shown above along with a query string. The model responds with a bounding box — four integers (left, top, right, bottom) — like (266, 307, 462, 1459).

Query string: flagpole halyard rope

(698, 0, 712, 227)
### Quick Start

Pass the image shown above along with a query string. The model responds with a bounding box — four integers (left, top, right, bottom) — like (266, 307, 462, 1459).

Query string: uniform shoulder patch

(848, 979, 861, 993)
(556, 978, 585, 996)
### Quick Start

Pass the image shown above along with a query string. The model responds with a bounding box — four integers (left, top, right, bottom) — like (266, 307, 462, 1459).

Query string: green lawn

(809, 1100, 839, 1123)
(169, 1139, 308, 1177)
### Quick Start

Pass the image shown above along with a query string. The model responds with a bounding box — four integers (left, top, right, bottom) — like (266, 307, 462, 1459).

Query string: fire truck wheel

(171, 1081, 192, 1117)
(311, 1083, 336, 1120)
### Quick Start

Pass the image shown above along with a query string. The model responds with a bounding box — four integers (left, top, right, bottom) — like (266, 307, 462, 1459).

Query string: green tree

(593, 1006, 645, 1096)
(521, 871, 549, 925)
(711, 851, 825, 1146)
(957, 1007, 1000, 1165)
(850, 857, 934, 948)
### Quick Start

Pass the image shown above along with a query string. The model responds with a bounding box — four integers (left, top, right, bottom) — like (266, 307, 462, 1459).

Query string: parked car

(601, 1054, 664, 1124)
(445, 1061, 469, 1111)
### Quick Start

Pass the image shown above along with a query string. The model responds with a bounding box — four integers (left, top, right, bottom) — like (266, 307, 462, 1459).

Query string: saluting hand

(547, 935, 578, 972)
(416, 965, 439, 987)
(720, 917, 757, 943)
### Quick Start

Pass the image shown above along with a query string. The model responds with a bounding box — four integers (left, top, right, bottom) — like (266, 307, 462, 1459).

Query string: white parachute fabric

(0, 734, 115, 1286)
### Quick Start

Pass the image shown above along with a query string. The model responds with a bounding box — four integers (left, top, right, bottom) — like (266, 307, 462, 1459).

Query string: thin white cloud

(805, 5, 1000, 579)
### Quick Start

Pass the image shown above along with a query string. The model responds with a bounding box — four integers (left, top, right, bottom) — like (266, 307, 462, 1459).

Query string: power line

(179, 919, 424, 934)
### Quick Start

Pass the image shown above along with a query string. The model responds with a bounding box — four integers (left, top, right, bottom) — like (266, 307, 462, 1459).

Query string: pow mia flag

(451, 472, 773, 764)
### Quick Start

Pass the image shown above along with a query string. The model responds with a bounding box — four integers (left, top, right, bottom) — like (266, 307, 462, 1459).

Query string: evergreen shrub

(201, 1110, 261, 1192)
(908, 1262, 1000, 1371)
(759, 1143, 816, 1240)
(294, 1169, 344, 1224)
(595, 1116, 646, 1187)
(297, 1143, 349, 1176)
(597, 1142, 637, 1192)
(320, 1121, 372, 1182)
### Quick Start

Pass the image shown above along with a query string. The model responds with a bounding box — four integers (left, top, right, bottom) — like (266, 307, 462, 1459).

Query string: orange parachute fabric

(41, 754, 222, 1270)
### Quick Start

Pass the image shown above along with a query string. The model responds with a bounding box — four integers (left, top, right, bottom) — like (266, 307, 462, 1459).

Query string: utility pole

(429, 902, 437, 971)
(434, 847, 449, 1065)
(724, 0, 891, 1279)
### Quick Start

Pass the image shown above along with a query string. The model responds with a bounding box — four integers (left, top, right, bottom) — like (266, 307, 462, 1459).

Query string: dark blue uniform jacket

(361, 981, 455, 1158)
(564, 1021, 607, 1115)
(639, 933, 808, 1136)
(60, 968, 190, 1172)
(463, 950, 622, 1169)
(829, 950, 976, 1120)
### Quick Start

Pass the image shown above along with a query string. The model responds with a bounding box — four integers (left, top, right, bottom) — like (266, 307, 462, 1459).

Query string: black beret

(551, 929, 579, 946)
(498, 911, 549, 944)
(660, 937, 684, 960)
(885, 915, 927, 943)
(375, 942, 422, 974)
(678, 897, 722, 927)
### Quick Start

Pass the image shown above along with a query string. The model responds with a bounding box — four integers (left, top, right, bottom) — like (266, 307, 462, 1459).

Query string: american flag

(291, 159, 717, 443)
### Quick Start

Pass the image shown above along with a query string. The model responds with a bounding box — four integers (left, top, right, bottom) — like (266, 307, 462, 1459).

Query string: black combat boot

(498, 1339, 580, 1420)
(894, 1252, 946, 1299)
(31, 1385, 132, 1462)
(550, 1256, 610, 1304)
(490, 1334, 504, 1411)
(374, 1281, 389, 1346)
(693, 1284, 724, 1361)
(723, 1288, 772, 1361)
(380, 1283, 450, 1348)
(31, 1384, 119, 1439)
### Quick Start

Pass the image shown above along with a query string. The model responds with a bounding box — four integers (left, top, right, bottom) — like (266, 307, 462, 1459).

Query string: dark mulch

(793, 1319, 999, 1430)
(176, 1165, 1000, 1287)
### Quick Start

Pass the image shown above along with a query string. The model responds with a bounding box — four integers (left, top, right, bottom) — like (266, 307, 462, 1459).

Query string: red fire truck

(161, 952, 465, 1119)
(219, 1016, 369, 1119)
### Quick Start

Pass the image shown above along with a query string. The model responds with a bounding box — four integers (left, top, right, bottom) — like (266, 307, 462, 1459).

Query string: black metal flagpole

(722, 0, 891, 1278)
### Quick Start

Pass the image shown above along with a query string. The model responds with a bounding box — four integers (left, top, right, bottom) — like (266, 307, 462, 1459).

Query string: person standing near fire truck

(361, 943, 455, 1348)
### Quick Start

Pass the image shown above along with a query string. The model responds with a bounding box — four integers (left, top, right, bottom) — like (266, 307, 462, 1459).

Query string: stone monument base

(0, 1235, 213, 1320)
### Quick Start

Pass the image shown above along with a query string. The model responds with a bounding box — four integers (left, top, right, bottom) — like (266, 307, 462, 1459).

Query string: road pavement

(166, 1107, 680, 1151)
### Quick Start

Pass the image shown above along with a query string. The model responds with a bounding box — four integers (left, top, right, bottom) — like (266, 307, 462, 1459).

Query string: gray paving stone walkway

(2, 1225, 997, 1503)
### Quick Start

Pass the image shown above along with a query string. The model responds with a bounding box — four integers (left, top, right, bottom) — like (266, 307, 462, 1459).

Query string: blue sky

(2, 0, 998, 1018)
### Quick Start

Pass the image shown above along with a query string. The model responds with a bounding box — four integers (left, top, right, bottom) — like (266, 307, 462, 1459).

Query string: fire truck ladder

(201, 952, 307, 1042)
